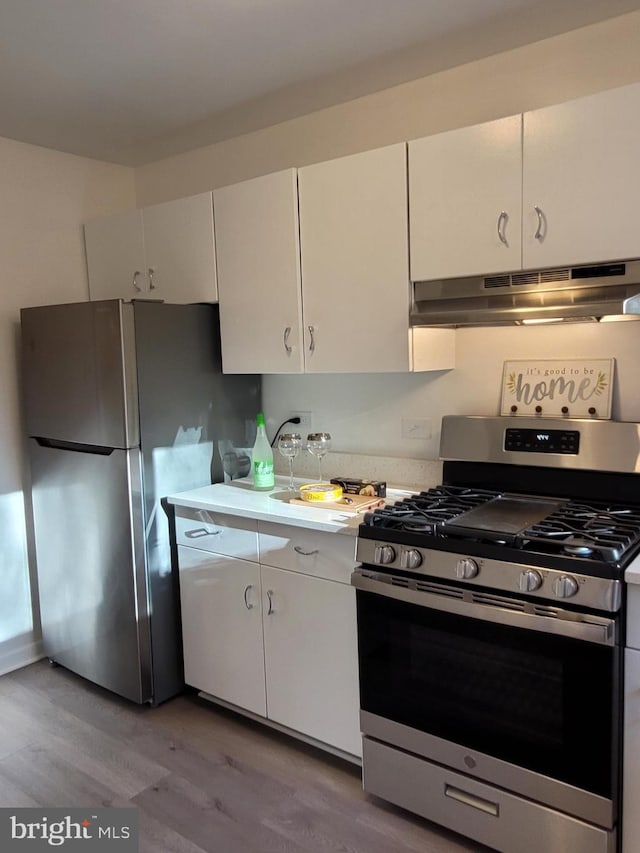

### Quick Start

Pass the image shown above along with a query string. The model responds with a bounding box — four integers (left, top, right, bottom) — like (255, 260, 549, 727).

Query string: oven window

(356, 590, 618, 798)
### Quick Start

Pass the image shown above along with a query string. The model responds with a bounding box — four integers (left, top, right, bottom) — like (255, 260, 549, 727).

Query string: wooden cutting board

(288, 494, 385, 515)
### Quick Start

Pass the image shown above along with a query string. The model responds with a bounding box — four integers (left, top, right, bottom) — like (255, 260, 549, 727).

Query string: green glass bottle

(252, 412, 275, 490)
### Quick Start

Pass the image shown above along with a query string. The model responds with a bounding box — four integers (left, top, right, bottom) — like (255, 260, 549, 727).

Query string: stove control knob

(400, 549, 423, 570)
(554, 575, 579, 599)
(456, 558, 479, 579)
(374, 544, 396, 565)
(519, 570, 543, 593)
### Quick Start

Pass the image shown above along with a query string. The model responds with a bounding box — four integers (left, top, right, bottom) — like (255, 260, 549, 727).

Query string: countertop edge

(166, 478, 413, 535)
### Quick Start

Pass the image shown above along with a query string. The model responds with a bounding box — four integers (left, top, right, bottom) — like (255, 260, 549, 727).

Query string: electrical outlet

(402, 418, 431, 440)
(290, 411, 313, 430)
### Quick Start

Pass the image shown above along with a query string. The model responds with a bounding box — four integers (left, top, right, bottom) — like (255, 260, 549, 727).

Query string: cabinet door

(177, 546, 266, 716)
(409, 115, 522, 280)
(523, 83, 640, 269)
(214, 170, 304, 373)
(298, 144, 412, 372)
(142, 193, 217, 304)
(84, 210, 146, 300)
(262, 566, 361, 757)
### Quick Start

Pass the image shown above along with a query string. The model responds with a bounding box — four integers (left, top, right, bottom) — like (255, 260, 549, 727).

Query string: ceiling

(1, 0, 638, 167)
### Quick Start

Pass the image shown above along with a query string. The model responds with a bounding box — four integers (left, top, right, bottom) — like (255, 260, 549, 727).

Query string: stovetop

(360, 485, 640, 569)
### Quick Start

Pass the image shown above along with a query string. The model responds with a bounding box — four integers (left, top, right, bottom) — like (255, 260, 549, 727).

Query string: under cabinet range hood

(410, 259, 640, 327)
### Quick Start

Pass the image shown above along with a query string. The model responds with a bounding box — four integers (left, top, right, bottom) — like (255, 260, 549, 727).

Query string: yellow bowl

(299, 483, 343, 503)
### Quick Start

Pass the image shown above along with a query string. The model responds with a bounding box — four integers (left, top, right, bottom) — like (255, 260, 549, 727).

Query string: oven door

(352, 567, 621, 830)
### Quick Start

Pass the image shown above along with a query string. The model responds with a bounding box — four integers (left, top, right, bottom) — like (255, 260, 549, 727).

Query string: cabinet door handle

(497, 211, 508, 246)
(533, 205, 546, 241)
(266, 589, 274, 615)
(132, 270, 142, 292)
(184, 527, 221, 539)
(308, 325, 315, 354)
(294, 546, 319, 556)
(148, 267, 156, 290)
(243, 584, 254, 610)
(283, 326, 292, 354)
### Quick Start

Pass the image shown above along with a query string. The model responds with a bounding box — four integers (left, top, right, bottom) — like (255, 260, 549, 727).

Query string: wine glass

(277, 433, 302, 491)
(306, 432, 331, 482)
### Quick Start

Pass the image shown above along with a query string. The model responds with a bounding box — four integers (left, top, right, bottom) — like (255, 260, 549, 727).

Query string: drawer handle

(294, 546, 319, 557)
(444, 784, 499, 817)
(243, 584, 254, 610)
(184, 527, 222, 539)
(266, 589, 274, 615)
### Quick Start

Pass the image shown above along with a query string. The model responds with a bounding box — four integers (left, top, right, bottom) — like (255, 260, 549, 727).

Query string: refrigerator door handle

(33, 437, 114, 455)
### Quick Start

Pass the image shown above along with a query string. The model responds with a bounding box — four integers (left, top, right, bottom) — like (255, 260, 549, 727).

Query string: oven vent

(410, 258, 640, 326)
(472, 591, 527, 612)
(414, 579, 464, 600)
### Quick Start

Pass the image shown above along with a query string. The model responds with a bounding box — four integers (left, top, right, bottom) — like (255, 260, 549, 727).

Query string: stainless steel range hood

(410, 259, 640, 327)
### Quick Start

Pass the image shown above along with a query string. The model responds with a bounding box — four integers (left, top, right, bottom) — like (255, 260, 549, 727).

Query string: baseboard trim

(0, 633, 44, 676)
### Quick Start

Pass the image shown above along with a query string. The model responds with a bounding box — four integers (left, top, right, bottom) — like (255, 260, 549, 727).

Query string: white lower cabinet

(262, 564, 361, 757)
(176, 508, 361, 758)
(177, 546, 266, 716)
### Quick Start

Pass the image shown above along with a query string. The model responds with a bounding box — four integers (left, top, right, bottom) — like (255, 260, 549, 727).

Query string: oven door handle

(351, 570, 616, 646)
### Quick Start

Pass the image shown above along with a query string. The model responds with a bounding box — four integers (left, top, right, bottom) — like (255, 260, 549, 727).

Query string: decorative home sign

(500, 359, 614, 419)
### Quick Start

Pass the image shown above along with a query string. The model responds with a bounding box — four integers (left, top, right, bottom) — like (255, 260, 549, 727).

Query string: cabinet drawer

(174, 506, 258, 560)
(257, 521, 356, 584)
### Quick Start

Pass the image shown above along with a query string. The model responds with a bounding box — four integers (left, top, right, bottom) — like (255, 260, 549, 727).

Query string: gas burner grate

(519, 502, 640, 562)
(362, 485, 500, 533)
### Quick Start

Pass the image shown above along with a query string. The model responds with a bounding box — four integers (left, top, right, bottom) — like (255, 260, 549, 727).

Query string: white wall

(135, 10, 640, 204)
(0, 136, 135, 673)
(264, 321, 640, 463)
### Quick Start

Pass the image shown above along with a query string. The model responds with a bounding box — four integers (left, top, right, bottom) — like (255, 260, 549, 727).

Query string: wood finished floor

(0, 661, 488, 852)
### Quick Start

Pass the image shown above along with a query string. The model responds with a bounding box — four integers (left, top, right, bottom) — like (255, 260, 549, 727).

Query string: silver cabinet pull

(444, 784, 499, 817)
(243, 584, 254, 610)
(308, 325, 315, 354)
(534, 205, 545, 241)
(148, 267, 155, 290)
(283, 326, 292, 354)
(266, 589, 274, 615)
(184, 527, 221, 539)
(294, 545, 319, 556)
(497, 211, 508, 246)
(132, 270, 142, 292)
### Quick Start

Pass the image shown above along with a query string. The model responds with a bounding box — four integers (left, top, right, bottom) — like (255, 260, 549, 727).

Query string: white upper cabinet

(84, 210, 146, 300)
(84, 192, 218, 303)
(299, 143, 419, 373)
(407, 82, 640, 283)
(215, 151, 454, 374)
(409, 115, 523, 281)
(214, 169, 304, 374)
(522, 82, 640, 269)
(141, 193, 217, 303)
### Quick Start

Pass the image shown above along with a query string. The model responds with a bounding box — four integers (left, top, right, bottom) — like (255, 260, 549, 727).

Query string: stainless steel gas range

(352, 416, 640, 853)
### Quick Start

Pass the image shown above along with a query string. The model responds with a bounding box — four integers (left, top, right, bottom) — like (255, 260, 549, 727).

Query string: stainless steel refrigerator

(21, 299, 261, 704)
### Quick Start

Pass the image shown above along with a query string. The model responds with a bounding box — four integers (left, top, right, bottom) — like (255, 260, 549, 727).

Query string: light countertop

(167, 476, 411, 535)
(625, 553, 640, 585)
